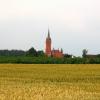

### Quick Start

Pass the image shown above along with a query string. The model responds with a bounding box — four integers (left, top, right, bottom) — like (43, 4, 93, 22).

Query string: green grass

(0, 64, 100, 100)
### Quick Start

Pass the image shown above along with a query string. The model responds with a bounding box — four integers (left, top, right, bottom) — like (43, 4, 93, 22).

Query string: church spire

(48, 29, 50, 38)
(45, 28, 52, 57)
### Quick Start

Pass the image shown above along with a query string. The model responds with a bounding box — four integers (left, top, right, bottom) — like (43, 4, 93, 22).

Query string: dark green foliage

(0, 56, 100, 64)
(82, 49, 88, 58)
(0, 47, 45, 57)
(0, 48, 100, 64)
(64, 54, 72, 58)
(37, 50, 45, 57)
(26, 47, 37, 56)
(0, 50, 25, 56)
(97, 54, 100, 58)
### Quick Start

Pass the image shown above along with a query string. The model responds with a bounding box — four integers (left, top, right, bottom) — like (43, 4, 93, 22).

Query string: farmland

(0, 64, 100, 100)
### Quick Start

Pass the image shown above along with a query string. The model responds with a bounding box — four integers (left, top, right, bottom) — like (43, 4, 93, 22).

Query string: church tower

(45, 29, 52, 56)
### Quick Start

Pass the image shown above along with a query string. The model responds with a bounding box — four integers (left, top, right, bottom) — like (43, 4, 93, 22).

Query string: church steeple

(45, 29, 52, 56)
(48, 29, 50, 38)
(45, 29, 63, 58)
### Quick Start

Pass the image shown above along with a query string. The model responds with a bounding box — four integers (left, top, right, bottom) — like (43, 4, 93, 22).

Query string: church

(45, 30, 63, 58)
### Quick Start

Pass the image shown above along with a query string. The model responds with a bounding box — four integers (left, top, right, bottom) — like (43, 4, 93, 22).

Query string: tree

(82, 49, 88, 58)
(64, 54, 72, 58)
(37, 50, 45, 56)
(26, 47, 37, 56)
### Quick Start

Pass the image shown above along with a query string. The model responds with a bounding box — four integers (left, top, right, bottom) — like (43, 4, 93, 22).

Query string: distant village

(0, 29, 100, 59)
(0, 30, 100, 64)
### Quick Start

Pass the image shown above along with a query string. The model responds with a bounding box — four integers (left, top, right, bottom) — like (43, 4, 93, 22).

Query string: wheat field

(0, 64, 100, 100)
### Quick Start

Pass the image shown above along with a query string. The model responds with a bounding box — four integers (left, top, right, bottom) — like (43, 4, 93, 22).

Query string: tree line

(0, 47, 44, 57)
(0, 47, 100, 64)
(0, 47, 72, 58)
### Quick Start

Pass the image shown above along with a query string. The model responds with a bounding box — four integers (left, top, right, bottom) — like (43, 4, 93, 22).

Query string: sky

(0, 0, 100, 56)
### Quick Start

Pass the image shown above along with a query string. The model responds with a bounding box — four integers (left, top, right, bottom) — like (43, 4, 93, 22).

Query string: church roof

(52, 49, 60, 53)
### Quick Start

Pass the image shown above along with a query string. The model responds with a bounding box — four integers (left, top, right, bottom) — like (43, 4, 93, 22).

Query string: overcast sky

(0, 0, 100, 56)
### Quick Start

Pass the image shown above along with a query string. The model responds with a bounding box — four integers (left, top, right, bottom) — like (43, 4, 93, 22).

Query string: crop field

(0, 64, 100, 100)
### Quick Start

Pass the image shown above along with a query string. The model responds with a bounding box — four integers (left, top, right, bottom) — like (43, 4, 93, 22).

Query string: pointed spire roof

(48, 29, 50, 38)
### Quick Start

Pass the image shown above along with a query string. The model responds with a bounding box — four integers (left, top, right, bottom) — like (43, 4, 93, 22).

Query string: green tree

(26, 47, 37, 56)
(82, 49, 88, 58)
(37, 50, 45, 56)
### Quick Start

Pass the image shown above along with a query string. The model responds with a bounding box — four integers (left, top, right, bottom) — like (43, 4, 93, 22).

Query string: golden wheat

(0, 64, 100, 100)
